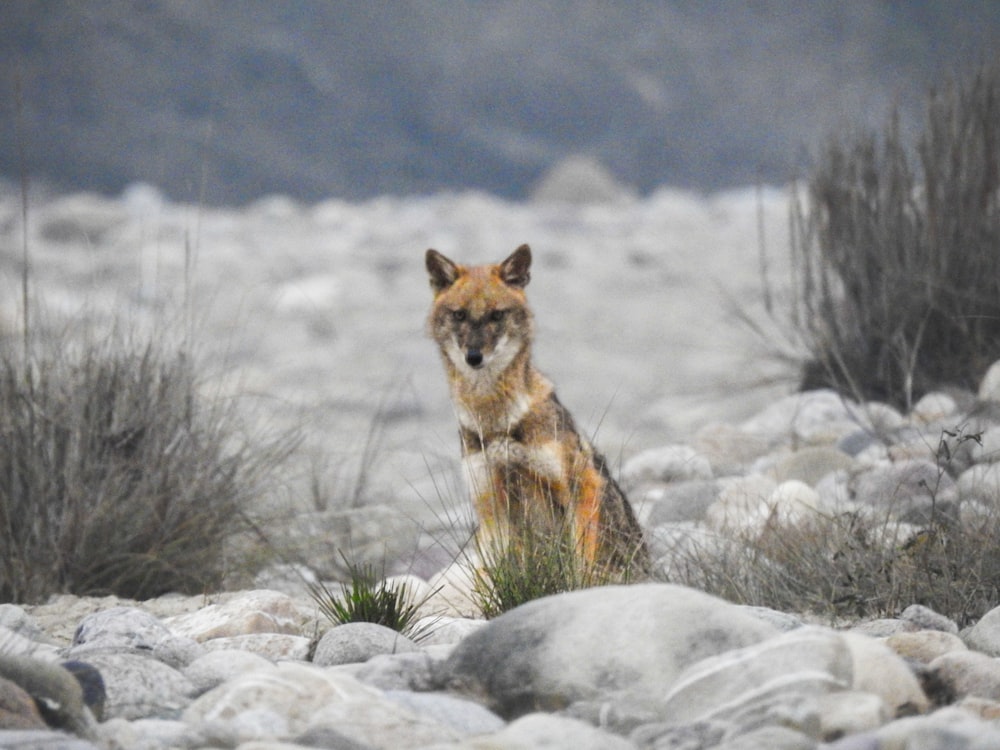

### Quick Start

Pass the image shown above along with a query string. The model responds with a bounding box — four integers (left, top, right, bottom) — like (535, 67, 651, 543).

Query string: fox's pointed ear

(499, 244, 531, 288)
(426, 249, 460, 294)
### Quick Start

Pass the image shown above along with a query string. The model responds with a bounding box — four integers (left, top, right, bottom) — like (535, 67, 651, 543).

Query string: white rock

(164, 590, 309, 642)
(444, 583, 778, 718)
(899, 604, 959, 634)
(911, 391, 959, 423)
(963, 604, 1000, 657)
(382, 690, 504, 736)
(814, 469, 855, 513)
(0, 626, 60, 661)
(693, 422, 774, 476)
(182, 649, 276, 696)
(187, 661, 463, 747)
(306, 694, 463, 748)
(69, 607, 174, 656)
(312, 622, 419, 667)
(659, 626, 851, 724)
(429, 712, 634, 750)
(100, 716, 198, 750)
(979, 359, 1000, 401)
(885, 630, 967, 664)
(958, 462, 1000, 504)
(621, 444, 713, 488)
(853, 459, 952, 520)
(640, 479, 720, 526)
(0, 605, 52, 644)
(766, 480, 821, 525)
(199, 633, 312, 661)
(971, 426, 1000, 464)
(704, 475, 777, 532)
(183, 662, 379, 727)
(841, 631, 929, 716)
(351, 650, 447, 692)
(81, 652, 195, 720)
(409, 616, 486, 647)
(770, 446, 855, 487)
(649, 522, 743, 586)
(855, 401, 907, 433)
(740, 390, 858, 444)
(816, 690, 888, 740)
(929, 650, 1000, 702)
(873, 709, 1000, 748)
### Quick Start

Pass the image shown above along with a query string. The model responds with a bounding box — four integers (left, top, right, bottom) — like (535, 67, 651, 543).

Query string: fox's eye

(488, 310, 506, 322)
(452, 309, 467, 322)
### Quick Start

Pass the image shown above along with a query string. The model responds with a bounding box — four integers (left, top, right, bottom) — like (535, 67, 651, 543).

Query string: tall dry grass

(791, 65, 1000, 410)
(0, 326, 295, 602)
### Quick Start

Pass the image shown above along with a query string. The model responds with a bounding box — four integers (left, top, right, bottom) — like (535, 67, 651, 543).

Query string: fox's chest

(461, 435, 568, 495)
(453, 388, 533, 438)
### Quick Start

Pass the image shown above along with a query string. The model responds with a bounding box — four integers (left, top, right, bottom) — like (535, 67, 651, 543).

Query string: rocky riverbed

(0, 180, 796, 578)
(7, 363, 1000, 748)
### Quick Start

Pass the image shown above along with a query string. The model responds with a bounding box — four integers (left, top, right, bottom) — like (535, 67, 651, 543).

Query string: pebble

(900, 604, 959, 634)
(620, 444, 713, 488)
(929, 651, 1000, 702)
(962, 604, 1000, 656)
(886, 630, 968, 664)
(770, 445, 855, 486)
(312, 622, 419, 667)
(639, 478, 720, 525)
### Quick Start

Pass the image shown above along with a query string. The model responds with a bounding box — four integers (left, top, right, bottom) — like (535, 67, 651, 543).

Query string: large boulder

(442, 583, 778, 718)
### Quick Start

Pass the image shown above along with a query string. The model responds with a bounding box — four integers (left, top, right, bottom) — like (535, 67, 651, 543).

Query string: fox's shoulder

(517, 389, 582, 442)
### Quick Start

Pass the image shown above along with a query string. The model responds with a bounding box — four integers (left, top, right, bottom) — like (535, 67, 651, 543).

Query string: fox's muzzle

(465, 348, 484, 368)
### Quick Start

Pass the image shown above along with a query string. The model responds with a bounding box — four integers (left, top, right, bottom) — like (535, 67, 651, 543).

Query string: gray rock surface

(444, 583, 779, 718)
(312, 622, 419, 667)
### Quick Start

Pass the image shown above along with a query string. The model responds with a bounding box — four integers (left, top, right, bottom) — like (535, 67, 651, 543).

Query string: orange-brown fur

(425, 244, 648, 571)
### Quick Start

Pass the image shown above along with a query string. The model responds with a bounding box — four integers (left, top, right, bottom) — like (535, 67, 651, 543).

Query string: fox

(425, 244, 648, 573)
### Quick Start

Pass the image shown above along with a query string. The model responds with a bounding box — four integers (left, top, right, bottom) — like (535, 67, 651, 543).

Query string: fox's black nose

(465, 349, 484, 368)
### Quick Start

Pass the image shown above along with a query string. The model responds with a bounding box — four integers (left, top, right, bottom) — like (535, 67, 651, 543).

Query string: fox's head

(425, 245, 534, 380)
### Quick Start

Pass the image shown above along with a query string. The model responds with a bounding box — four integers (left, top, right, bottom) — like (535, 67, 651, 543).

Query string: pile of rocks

(6, 364, 1000, 749)
(5, 584, 1000, 749)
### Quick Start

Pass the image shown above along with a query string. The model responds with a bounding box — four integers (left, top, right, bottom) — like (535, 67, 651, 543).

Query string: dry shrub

(0, 329, 293, 602)
(792, 64, 1000, 409)
(662, 503, 1000, 628)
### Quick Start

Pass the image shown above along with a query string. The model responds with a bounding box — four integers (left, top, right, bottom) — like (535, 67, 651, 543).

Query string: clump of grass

(0, 326, 293, 602)
(676, 507, 1000, 628)
(660, 427, 1000, 628)
(308, 554, 437, 638)
(471, 518, 646, 619)
(790, 64, 1000, 410)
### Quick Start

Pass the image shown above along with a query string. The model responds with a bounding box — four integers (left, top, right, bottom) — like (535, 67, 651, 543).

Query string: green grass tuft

(308, 554, 438, 638)
(471, 520, 645, 619)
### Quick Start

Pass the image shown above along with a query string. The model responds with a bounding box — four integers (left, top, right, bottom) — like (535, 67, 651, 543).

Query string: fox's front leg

(574, 465, 603, 566)
(463, 450, 512, 556)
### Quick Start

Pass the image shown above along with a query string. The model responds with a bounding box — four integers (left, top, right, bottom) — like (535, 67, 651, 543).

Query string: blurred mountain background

(2, 1, 998, 206)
